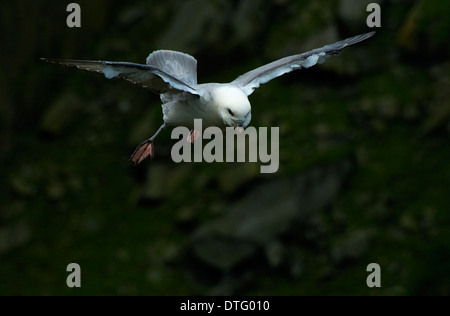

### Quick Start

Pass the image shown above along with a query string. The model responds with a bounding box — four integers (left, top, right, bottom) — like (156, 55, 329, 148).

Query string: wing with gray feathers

(146, 50, 198, 86)
(232, 31, 375, 96)
(40, 58, 200, 95)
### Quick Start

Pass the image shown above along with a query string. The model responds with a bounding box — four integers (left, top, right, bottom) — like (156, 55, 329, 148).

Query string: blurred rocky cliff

(1, 0, 449, 295)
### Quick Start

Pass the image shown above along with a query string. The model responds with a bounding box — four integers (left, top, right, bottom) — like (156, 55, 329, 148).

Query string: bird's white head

(212, 85, 252, 129)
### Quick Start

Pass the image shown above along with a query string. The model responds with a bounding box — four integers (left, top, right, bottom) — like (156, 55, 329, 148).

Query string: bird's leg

(187, 129, 201, 144)
(130, 123, 167, 165)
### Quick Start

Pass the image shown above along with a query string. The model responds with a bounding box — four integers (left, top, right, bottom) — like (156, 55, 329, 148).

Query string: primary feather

(232, 31, 375, 95)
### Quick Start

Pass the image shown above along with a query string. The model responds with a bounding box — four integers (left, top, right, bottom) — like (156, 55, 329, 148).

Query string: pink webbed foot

(129, 123, 167, 165)
(130, 140, 154, 165)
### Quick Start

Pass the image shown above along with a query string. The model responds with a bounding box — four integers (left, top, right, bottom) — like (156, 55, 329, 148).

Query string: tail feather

(146, 50, 198, 85)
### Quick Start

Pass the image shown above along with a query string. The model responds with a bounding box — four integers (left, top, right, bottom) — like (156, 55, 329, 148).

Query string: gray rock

(191, 160, 352, 270)
(157, 0, 224, 52)
(229, 0, 267, 48)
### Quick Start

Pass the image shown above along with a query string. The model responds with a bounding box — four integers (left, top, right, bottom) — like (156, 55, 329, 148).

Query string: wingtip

(40, 57, 61, 64)
(343, 31, 376, 47)
(365, 31, 376, 38)
(356, 31, 376, 40)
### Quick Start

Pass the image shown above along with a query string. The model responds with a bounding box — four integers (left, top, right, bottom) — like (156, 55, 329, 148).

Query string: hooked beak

(232, 120, 245, 134)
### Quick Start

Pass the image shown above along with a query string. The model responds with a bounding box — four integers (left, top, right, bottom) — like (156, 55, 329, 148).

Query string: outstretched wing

(232, 32, 375, 96)
(40, 58, 200, 95)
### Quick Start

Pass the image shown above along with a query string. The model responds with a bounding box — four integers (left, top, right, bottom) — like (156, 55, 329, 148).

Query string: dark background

(1, 0, 449, 295)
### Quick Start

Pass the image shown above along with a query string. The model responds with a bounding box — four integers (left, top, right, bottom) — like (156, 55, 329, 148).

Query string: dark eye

(228, 109, 234, 116)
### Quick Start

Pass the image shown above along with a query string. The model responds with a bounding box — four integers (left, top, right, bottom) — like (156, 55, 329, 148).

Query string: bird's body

(161, 83, 251, 130)
(41, 31, 374, 164)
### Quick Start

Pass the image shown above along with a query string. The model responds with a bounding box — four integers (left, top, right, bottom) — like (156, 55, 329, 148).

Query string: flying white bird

(41, 31, 375, 164)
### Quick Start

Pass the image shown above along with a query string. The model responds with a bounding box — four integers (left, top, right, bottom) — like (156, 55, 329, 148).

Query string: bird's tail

(146, 50, 198, 85)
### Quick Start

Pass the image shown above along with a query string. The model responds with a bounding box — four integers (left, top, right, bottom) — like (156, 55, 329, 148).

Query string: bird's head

(212, 85, 251, 131)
